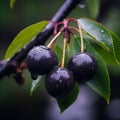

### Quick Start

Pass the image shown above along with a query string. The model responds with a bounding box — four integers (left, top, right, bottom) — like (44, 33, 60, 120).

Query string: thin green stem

(61, 37, 67, 68)
(47, 31, 61, 48)
(78, 23, 84, 53)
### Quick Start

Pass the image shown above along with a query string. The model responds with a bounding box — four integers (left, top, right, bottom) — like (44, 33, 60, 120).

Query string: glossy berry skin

(45, 66, 75, 98)
(68, 53, 97, 83)
(26, 45, 58, 75)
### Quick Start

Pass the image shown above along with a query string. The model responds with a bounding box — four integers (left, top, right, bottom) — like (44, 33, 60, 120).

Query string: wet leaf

(78, 18, 113, 51)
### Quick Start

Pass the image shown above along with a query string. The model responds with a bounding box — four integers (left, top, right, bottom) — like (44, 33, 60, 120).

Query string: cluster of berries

(26, 45, 97, 98)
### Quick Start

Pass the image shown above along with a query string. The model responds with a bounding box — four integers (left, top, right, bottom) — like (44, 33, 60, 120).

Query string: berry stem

(61, 37, 67, 68)
(78, 23, 84, 53)
(47, 31, 61, 48)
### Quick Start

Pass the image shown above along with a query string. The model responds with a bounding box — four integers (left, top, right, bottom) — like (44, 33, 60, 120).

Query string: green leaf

(73, 36, 81, 53)
(85, 0, 100, 19)
(92, 43, 117, 65)
(53, 44, 62, 65)
(4, 21, 48, 60)
(66, 44, 73, 58)
(74, 37, 110, 103)
(91, 32, 120, 65)
(30, 76, 42, 96)
(111, 32, 120, 65)
(78, 18, 113, 51)
(65, 40, 74, 67)
(57, 82, 79, 113)
(10, 0, 16, 9)
(86, 41, 110, 103)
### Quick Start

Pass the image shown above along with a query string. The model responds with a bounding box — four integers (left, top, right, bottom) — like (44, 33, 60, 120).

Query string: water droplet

(101, 30, 104, 33)
(102, 35, 105, 38)
(90, 24, 93, 27)
(87, 24, 93, 29)
(79, 1, 86, 8)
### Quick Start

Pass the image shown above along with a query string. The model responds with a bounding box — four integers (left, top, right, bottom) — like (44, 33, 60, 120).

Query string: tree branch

(0, 0, 81, 80)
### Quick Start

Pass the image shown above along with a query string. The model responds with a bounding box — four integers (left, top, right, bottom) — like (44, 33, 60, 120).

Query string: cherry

(68, 53, 97, 83)
(26, 45, 58, 75)
(45, 66, 75, 98)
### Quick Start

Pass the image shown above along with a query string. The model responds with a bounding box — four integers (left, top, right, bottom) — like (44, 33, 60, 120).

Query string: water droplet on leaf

(89, 24, 93, 27)
(102, 35, 105, 38)
(101, 30, 104, 33)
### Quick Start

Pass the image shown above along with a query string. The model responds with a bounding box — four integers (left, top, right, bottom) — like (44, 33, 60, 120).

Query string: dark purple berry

(26, 45, 58, 75)
(68, 53, 97, 83)
(45, 66, 75, 98)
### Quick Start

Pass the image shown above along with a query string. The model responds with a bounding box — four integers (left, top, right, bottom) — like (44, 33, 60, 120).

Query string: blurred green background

(0, 0, 120, 120)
